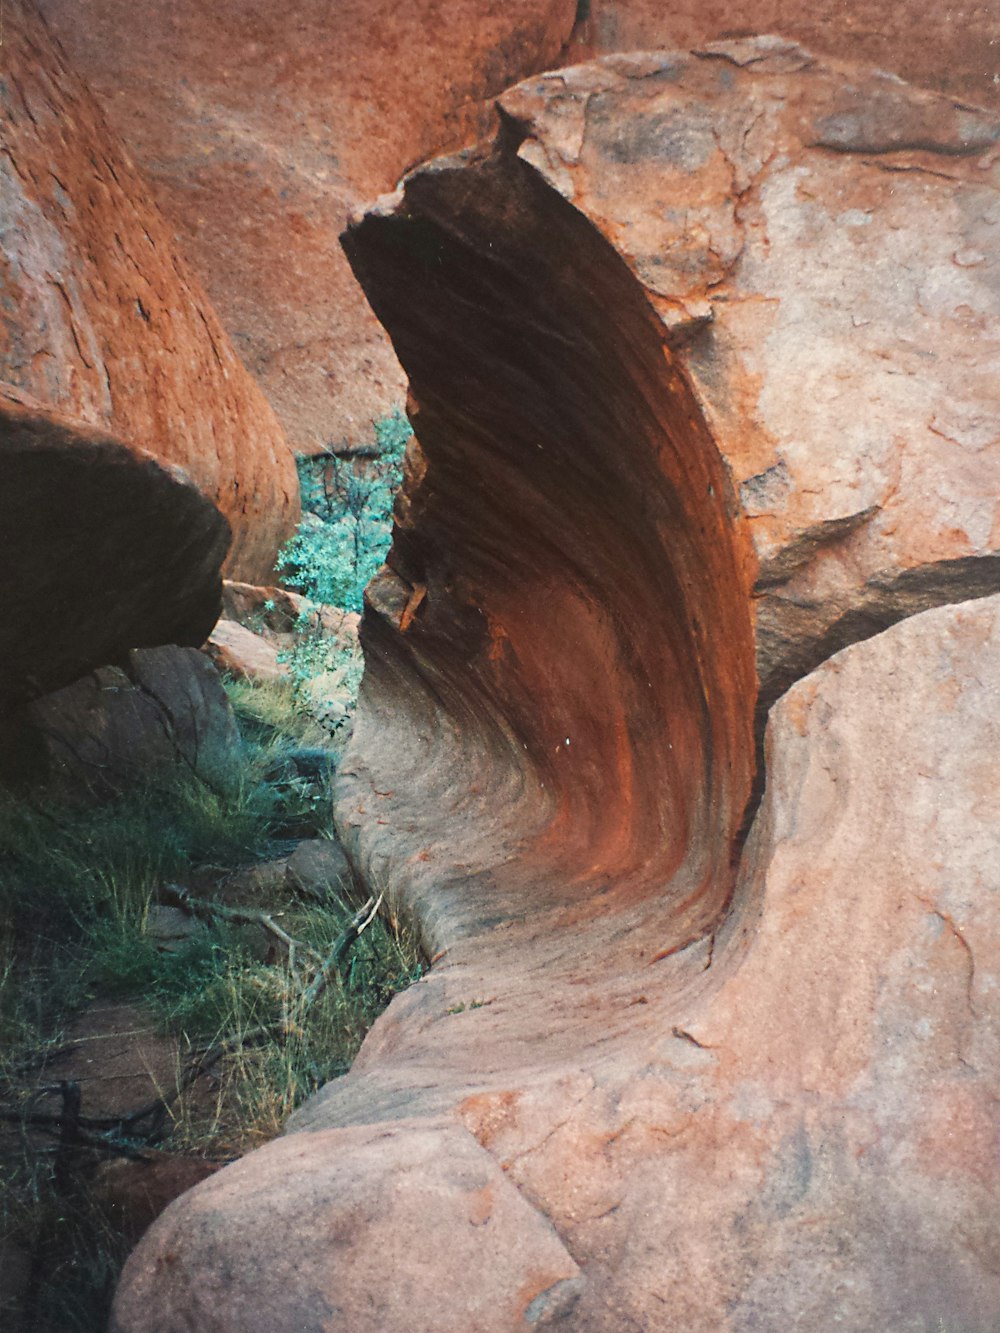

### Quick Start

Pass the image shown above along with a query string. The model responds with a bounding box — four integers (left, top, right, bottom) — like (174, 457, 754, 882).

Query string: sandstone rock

(11, 646, 240, 797)
(215, 858, 291, 907)
(0, 3, 298, 580)
(204, 620, 287, 684)
(492, 41, 1000, 706)
(113, 1122, 583, 1332)
(113, 49, 1000, 1333)
(216, 839, 351, 907)
(221, 582, 307, 636)
(220, 580, 361, 655)
(0, 391, 228, 714)
(570, 0, 1000, 110)
(286, 838, 354, 903)
(38, 0, 581, 452)
(116, 596, 1000, 1331)
(143, 905, 207, 952)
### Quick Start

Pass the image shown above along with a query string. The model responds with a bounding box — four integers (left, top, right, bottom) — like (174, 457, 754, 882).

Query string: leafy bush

(272, 409, 411, 738)
(279, 409, 411, 613)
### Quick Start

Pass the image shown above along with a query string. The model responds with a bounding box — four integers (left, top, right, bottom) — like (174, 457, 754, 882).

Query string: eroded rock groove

(339, 142, 758, 960)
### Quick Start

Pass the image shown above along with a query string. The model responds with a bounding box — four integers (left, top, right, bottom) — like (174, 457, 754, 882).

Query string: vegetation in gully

(0, 415, 416, 1329)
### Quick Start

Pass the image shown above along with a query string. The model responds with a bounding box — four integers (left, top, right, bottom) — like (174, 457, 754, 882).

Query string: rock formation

(1, 3, 298, 581)
(113, 43, 1000, 1331)
(570, 0, 1000, 110)
(11, 647, 241, 797)
(38, 0, 581, 452)
(0, 391, 227, 715)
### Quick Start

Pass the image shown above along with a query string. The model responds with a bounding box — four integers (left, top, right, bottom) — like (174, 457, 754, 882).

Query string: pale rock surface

(286, 838, 354, 903)
(38, 0, 581, 452)
(116, 596, 1000, 1331)
(0, 3, 298, 580)
(497, 39, 1000, 702)
(204, 619, 287, 684)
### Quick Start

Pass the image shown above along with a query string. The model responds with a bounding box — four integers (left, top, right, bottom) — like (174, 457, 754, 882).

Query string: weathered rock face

(1, 3, 298, 580)
(38, 0, 581, 452)
(570, 0, 1000, 110)
(115, 597, 1000, 1330)
(113, 47, 1000, 1333)
(204, 620, 286, 684)
(0, 392, 228, 714)
(495, 39, 1000, 708)
(7, 647, 241, 796)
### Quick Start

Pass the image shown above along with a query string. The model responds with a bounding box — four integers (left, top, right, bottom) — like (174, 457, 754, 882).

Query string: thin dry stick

(299, 893, 383, 1012)
(160, 885, 323, 971)
(2, 893, 390, 1150)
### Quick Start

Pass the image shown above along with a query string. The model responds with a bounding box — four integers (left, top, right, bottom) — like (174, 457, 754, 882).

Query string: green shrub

(279, 409, 411, 613)
(273, 409, 411, 738)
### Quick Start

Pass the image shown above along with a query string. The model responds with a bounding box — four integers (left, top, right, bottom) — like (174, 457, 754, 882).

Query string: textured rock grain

(569, 0, 1000, 110)
(0, 3, 298, 579)
(114, 47, 1000, 1333)
(495, 39, 1000, 703)
(38, 0, 581, 452)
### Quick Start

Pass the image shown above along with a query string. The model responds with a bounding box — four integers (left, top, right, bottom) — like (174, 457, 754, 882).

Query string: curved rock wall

(0, 3, 298, 581)
(339, 147, 757, 954)
(38, 0, 581, 452)
(497, 39, 1000, 708)
(113, 44, 1000, 1333)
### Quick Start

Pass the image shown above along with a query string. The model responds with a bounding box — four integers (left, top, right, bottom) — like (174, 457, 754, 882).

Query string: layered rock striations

(1, 2, 298, 581)
(38, 0, 582, 452)
(114, 45, 1000, 1331)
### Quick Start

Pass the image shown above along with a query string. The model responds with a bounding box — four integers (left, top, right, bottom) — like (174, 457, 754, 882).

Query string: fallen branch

(160, 884, 323, 971)
(300, 893, 383, 1011)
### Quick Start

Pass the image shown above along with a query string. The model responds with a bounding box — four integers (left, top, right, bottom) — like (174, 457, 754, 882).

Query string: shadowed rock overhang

(339, 137, 758, 959)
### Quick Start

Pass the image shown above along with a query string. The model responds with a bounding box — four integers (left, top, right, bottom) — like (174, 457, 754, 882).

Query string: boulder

(491, 39, 1000, 707)
(38, 0, 581, 452)
(0, 3, 298, 581)
(0, 392, 228, 713)
(8, 647, 241, 797)
(570, 0, 1000, 110)
(286, 838, 354, 903)
(204, 620, 287, 684)
(115, 596, 1000, 1331)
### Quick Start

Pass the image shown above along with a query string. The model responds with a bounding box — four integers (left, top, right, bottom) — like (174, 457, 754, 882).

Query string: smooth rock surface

(38, 0, 580, 452)
(204, 619, 286, 684)
(117, 596, 1000, 1331)
(0, 3, 298, 579)
(285, 838, 354, 903)
(0, 391, 228, 713)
